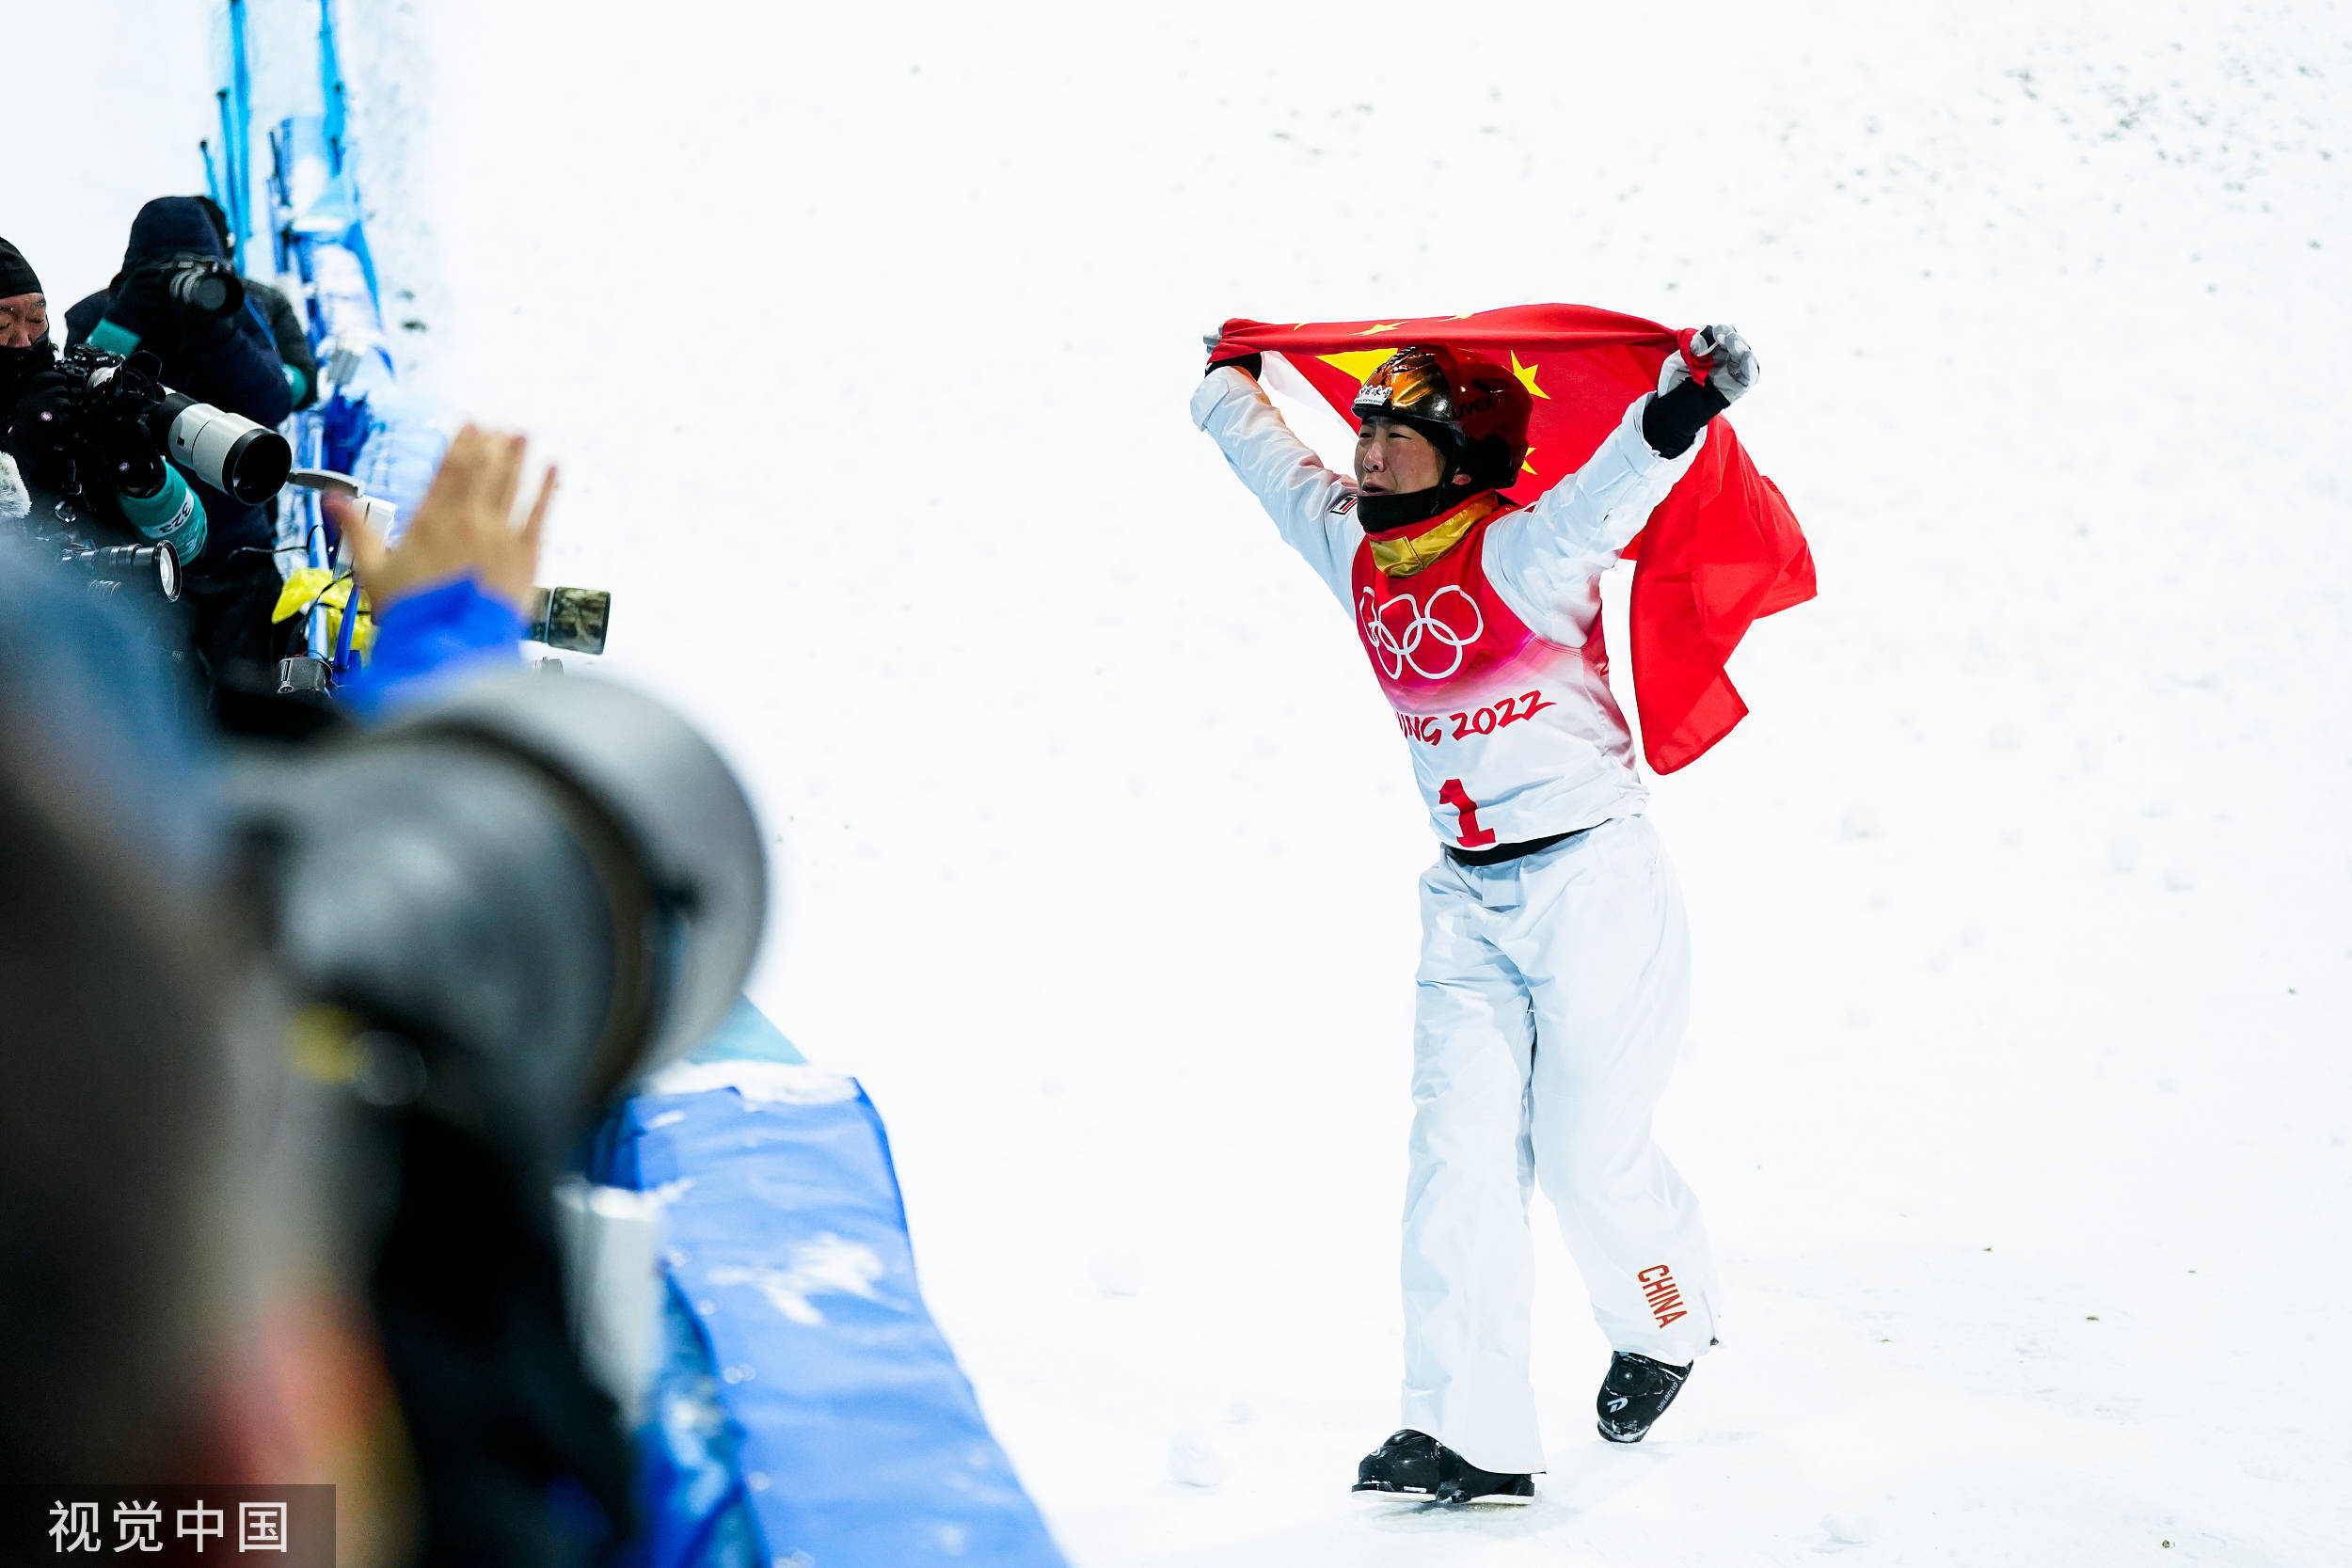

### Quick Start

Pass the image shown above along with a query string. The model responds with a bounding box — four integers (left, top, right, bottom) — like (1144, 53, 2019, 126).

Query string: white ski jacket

(1192, 365, 1704, 847)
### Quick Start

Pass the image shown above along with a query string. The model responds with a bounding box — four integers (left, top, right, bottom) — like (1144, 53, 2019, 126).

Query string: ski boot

(1352, 1430, 1440, 1497)
(1353, 1430, 1534, 1504)
(1435, 1445, 1534, 1504)
(1596, 1351, 1692, 1443)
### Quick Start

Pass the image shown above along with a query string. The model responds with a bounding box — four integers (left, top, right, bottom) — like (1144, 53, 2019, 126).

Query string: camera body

(55, 344, 294, 505)
(0, 451, 182, 604)
(3, 346, 293, 603)
(5, 345, 293, 514)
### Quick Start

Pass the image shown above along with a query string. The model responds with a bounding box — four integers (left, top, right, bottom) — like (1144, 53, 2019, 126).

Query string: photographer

(194, 195, 319, 412)
(65, 198, 294, 685)
(1, 235, 211, 608)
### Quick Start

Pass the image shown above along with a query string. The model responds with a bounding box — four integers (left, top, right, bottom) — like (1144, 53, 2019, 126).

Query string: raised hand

(331, 423, 555, 612)
(1659, 325, 1760, 406)
(1202, 329, 1262, 380)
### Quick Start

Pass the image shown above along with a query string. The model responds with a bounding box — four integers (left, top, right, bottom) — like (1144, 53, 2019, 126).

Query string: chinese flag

(1210, 304, 1816, 774)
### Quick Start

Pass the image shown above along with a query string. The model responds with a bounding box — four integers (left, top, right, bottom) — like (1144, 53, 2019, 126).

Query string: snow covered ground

(26, 0, 2352, 1561)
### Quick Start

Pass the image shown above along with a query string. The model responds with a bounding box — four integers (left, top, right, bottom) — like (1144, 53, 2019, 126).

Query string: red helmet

(1350, 345, 1532, 490)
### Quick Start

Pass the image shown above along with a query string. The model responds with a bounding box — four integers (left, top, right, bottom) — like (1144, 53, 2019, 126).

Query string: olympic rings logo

(1359, 584, 1485, 682)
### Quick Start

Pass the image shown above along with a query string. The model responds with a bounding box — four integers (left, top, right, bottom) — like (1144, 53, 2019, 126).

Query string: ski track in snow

(28, 1, 2352, 1563)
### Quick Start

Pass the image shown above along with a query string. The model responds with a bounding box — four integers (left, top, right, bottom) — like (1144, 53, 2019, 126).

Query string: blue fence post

(226, 0, 255, 254)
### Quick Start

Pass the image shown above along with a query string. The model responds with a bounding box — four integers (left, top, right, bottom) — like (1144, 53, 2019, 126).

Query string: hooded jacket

(65, 198, 294, 566)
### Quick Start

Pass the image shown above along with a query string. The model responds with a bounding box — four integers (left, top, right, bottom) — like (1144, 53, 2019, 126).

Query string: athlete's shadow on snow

(1354, 1497, 1560, 1541)
(1128, 1448, 1706, 1568)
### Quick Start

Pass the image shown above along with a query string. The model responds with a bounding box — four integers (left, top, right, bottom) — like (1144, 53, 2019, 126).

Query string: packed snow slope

(33, 1, 2352, 1562)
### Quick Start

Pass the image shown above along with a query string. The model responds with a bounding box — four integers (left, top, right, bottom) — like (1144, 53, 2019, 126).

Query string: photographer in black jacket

(66, 198, 294, 686)
(2, 234, 211, 620)
(193, 195, 319, 413)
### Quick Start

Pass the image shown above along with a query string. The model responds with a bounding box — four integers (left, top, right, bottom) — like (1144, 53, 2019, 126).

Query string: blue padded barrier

(592, 1004, 1064, 1568)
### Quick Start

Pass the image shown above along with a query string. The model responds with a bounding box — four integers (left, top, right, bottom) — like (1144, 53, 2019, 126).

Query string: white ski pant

(1399, 814, 1716, 1475)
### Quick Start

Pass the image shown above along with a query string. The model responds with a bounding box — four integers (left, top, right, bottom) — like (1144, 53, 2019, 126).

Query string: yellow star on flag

(1356, 322, 1406, 336)
(1509, 350, 1549, 400)
(1318, 349, 1404, 383)
(1521, 446, 1538, 477)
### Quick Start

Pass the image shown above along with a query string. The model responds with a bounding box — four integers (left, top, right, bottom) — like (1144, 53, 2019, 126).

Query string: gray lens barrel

(104, 544, 180, 603)
(388, 673, 768, 1087)
(167, 268, 241, 315)
(234, 673, 768, 1135)
(162, 396, 293, 504)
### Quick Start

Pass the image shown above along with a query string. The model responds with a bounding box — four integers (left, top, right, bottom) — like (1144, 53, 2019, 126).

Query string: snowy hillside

(26, 0, 2352, 1562)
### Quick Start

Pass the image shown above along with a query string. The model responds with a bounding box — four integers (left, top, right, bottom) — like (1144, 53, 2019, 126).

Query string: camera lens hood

(162, 396, 293, 504)
(232, 672, 766, 1149)
(373, 672, 768, 1092)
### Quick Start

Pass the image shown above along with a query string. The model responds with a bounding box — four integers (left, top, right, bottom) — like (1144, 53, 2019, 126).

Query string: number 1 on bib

(1438, 779, 1496, 848)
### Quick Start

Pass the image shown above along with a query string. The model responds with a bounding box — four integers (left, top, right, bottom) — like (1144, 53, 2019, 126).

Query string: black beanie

(0, 237, 40, 299)
(123, 198, 226, 266)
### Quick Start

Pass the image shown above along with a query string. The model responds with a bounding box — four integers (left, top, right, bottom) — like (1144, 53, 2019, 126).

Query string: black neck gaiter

(0, 339, 53, 404)
(1359, 483, 1476, 533)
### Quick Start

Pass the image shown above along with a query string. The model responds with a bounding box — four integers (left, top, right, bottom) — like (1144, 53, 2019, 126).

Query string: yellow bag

(271, 567, 377, 658)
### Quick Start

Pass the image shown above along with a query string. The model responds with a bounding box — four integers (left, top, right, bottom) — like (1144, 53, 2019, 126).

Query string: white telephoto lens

(166, 401, 290, 503)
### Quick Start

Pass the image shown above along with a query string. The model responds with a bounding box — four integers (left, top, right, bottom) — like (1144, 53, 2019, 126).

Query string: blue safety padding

(623, 1277, 765, 1568)
(694, 996, 805, 1066)
(590, 1054, 1063, 1567)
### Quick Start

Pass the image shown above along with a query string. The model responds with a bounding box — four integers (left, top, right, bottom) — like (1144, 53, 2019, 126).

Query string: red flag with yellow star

(1209, 304, 1815, 774)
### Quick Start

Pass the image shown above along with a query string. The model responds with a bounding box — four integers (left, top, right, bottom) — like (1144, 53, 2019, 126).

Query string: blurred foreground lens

(229, 673, 765, 1148)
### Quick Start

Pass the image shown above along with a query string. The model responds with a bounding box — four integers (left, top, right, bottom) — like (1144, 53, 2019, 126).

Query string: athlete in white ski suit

(1193, 359, 1720, 1477)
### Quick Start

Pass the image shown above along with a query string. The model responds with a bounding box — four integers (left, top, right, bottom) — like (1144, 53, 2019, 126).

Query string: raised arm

(1190, 360, 1362, 605)
(1486, 325, 1758, 627)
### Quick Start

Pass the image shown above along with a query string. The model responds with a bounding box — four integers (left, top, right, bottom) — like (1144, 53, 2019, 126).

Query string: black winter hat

(123, 197, 227, 266)
(196, 196, 235, 259)
(0, 236, 40, 299)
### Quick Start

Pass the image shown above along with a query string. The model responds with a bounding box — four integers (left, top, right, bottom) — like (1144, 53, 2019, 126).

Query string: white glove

(1659, 324, 1760, 406)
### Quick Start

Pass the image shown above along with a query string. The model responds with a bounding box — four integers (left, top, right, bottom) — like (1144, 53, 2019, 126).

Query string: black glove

(2, 363, 167, 498)
(106, 256, 240, 350)
(1643, 325, 1759, 458)
(1657, 325, 1759, 406)
(102, 260, 175, 344)
(84, 390, 167, 498)
(1, 363, 83, 487)
(1205, 351, 1262, 380)
(1641, 379, 1728, 460)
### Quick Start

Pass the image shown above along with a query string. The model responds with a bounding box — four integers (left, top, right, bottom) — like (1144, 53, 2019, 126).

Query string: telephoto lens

(227, 671, 766, 1152)
(528, 586, 612, 655)
(57, 346, 294, 506)
(159, 395, 292, 504)
(222, 672, 767, 1552)
(165, 260, 244, 317)
(58, 542, 181, 602)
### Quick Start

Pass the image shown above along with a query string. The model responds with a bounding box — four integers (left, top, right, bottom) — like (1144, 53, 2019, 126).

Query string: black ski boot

(1353, 1430, 1534, 1504)
(1352, 1430, 1440, 1497)
(1434, 1445, 1534, 1505)
(1596, 1351, 1692, 1443)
